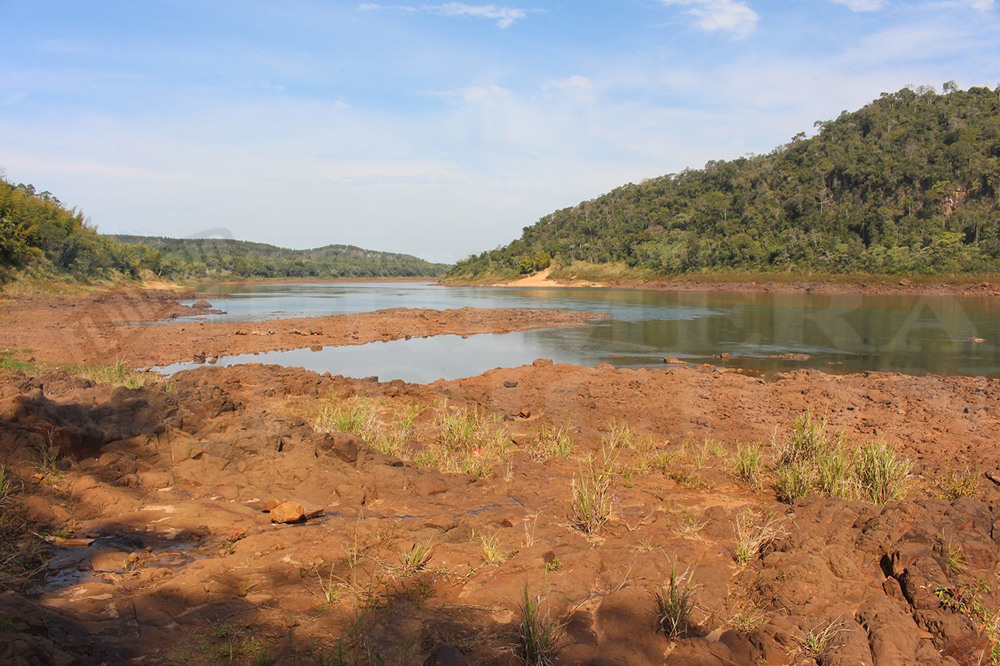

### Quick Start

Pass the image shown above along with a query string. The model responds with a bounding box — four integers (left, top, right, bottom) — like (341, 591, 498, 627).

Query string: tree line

(0, 178, 158, 283)
(449, 84, 1000, 280)
(109, 235, 449, 279)
(0, 174, 448, 283)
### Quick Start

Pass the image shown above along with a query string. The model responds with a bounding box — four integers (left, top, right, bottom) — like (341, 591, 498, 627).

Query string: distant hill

(110, 235, 450, 279)
(448, 84, 1000, 280)
(0, 178, 157, 283)
(0, 174, 448, 284)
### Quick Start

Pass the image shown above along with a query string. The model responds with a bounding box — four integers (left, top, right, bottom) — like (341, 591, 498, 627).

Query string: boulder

(315, 432, 364, 463)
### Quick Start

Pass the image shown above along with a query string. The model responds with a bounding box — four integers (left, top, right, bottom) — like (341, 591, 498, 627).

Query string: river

(154, 281, 1000, 382)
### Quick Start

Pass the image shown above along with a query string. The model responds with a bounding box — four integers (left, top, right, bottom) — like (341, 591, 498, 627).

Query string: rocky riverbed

(0, 289, 998, 665)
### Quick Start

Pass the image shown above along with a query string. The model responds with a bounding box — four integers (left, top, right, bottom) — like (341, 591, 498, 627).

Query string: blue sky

(1, 1, 998, 262)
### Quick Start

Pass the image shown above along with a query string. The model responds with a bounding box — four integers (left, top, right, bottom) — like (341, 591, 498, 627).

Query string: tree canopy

(0, 178, 158, 283)
(449, 84, 1000, 279)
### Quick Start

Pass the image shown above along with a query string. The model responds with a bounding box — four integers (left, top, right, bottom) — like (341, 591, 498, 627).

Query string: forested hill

(0, 174, 447, 284)
(449, 84, 1000, 280)
(110, 235, 450, 279)
(0, 178, 159, 283)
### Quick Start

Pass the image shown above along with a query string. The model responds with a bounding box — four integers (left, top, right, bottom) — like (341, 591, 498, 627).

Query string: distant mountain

(448, 84, 1000, 280)
(110, 235, 450, 279)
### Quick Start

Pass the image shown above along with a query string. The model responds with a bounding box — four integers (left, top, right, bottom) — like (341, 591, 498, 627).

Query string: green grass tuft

(730, 442, 764, 487)
(72, 358, 152, 389)
(772, 413, 911, 506)
(654, 565, 697, 640)
(853, 439, 912, 505)
(516, 585, 563, 666)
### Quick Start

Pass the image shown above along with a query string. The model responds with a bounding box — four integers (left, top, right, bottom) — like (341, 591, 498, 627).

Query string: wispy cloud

(832, 0, 887, 10)
(659, 0, 759, 38)
(358, 3, 532, 28)
(832, 0, 995, 11)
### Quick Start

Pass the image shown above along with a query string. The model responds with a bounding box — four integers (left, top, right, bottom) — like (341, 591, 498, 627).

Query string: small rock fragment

(270, 502, 306, 524)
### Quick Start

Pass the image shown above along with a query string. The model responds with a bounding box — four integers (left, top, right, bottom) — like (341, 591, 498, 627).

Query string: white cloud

(832, 0, 887, 10)
(431, 3, 528, 28)
(833, 0, 994, 11)
(358, 3, 531, 28)
(660, 0, 759, 38)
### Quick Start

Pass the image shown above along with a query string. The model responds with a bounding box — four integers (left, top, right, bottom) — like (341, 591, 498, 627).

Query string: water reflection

(163, 282, 1000, 379)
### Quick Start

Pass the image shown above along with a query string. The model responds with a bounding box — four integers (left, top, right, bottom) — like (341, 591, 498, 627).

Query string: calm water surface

(158, 282, 1000, 382)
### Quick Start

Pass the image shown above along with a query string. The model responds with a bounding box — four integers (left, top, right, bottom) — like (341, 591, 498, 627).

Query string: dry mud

(1, 290, 999, 665)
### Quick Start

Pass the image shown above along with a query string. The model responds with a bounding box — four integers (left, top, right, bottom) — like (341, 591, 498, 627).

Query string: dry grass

(478, 531, 511, 565)
(936, 464, 981, 500)
(733, 508, 788, 566)
(0, 466, 45, 589)
(524, 422, 574, 462)
(800, 619, 846, 660)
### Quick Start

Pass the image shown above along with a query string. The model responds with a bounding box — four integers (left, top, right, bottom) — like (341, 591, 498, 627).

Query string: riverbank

(448, 266, 1000, 297)
(1, 359, 998, 664)
(0, 289, 606, 368)
(0, 287, 998, 664)
(182, 276, 437, 290)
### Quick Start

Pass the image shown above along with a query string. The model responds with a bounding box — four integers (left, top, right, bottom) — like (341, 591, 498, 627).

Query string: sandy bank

(480, 269, 1000, 296)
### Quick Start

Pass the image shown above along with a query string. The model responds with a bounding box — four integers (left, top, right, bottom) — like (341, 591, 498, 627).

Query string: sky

(1, 1, 999, 263)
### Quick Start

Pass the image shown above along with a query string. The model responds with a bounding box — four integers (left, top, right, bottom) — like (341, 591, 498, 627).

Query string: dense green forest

(0, 177, 158, 283)
(110, 235, 449, 279)
(449, 84, 1000, 280)
(0, 173, 447, 283)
